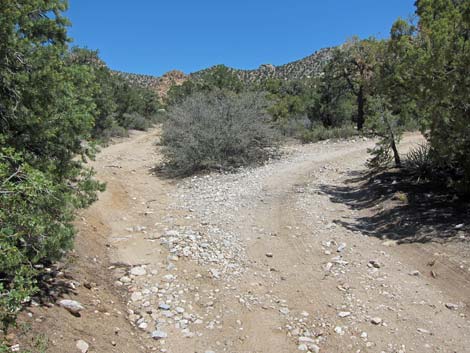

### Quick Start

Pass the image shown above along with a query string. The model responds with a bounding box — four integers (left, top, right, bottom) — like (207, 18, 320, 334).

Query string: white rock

(159, 303, 170, 310)
(59, 299, 84, 315)
(163, 274, 175, 282)
(445, 303, 459, 310)
(308, 344, 320, 353)
(338, 311, 351, 318)
(131, 292, 143, 302)
(76, 340, 89, 353)
(151, 330, 168, 340)
(371, 317, 382, 325)
(120, 276, 131, 283)
(130, 266, 147, 276)
(334, 326, 344, 335)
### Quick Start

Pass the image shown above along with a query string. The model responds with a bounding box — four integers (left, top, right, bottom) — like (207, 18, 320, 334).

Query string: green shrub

(0, 1, 103, 329)
(405, 143, 433, 178)
(300, 125, 357, 143)
(120, 112, 153, 131)
(161, 91, 278, 176)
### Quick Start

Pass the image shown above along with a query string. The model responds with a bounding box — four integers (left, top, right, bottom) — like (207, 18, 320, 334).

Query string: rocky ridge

(114, 47, 334, 99)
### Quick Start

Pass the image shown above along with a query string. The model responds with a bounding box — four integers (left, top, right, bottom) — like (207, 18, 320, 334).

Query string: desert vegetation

(161, 91, 278, 176)
(163, 0, 469, 193)
(0, 0, 469, 350)
(0, 0, 159, 333)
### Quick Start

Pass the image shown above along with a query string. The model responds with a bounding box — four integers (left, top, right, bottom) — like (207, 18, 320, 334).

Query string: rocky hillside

(192, 47, 334, 83)
(115, 47, 334, 98)
(114, 70, 188, 99)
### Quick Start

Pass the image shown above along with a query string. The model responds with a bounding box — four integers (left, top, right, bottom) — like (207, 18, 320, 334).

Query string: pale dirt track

(20, 128, 470, 353)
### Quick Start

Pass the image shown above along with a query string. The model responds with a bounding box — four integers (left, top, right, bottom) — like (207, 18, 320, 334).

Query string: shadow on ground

(320, 170, 470, 244)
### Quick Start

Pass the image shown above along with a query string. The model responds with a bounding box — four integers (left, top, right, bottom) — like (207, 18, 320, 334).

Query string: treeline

(0, 0, 160, 330)
(68, 48, 162, 141)
(164, 0, 470, 192)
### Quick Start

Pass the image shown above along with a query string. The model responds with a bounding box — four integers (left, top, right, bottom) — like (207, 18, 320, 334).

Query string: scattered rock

(131, 292, 143, 302)
(59, 299, 84, 316)
(368, 260, 381, 269)
(76, 340, 89, 353)
(371, 317, 382, 325)
(445, 303, 459, 310)
(338, 311, 351, 318)
(337, 243, 346, 252)
(130, 266, 147, 276)
(159, 303, 170, 310)
(334, 326, 344, 335)
(162, 274, 175, 282)
(298, 337, 316, 344)
(151, 330, 168, 340)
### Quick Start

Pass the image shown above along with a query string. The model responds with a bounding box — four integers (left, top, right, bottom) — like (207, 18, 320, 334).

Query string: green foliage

(324, 37, 383, 130)
(166, 65, 244, 105)
(412, 0, 470, 192)
(161, 91, 278, 176)
(0, 0, 104, 329)
(300, 125, 358, 143)
(405, 143, 434, 179)
(305, 78, 355, 129)
(68, 47, 161, 141)
(366, 97, 403, 168)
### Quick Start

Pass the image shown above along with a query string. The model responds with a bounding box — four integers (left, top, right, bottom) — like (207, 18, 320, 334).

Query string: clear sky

(67, 0, 416, 77)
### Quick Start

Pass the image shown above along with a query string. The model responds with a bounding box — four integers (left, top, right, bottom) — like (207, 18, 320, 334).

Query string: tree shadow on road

(319, 170, 470, 244)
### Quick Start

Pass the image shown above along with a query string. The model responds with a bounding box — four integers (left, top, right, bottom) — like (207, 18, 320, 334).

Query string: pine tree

(0, 0, 103, 328)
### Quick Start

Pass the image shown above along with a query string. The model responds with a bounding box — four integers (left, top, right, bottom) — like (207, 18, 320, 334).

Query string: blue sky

(67, 0, 416, 76)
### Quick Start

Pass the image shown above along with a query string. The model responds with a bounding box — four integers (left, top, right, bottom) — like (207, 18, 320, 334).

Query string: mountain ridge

(114, 47, 335, 99)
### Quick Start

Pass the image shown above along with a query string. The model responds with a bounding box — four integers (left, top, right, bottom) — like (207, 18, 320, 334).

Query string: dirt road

(23, 129, 470, 353)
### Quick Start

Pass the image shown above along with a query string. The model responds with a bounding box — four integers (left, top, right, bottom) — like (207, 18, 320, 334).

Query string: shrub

(405, 143, 433, 178)
(276, 115, 311, 137)
(120, 112, 153, 131)
(300, 125, 357, 143)
(161, 91, 278, 176)
(0, 1, 104, 329)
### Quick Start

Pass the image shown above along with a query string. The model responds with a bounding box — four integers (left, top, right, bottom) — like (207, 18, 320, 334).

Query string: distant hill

(191, 47, 334, 83)
(114, 47, 335, 99)
(114, 70, 188, 99)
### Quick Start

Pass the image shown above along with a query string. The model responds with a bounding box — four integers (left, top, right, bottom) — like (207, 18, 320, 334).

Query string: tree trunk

(357, 85, 365, 131)
(383, 112, 402, 168)
(390, 136, 401, 167)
